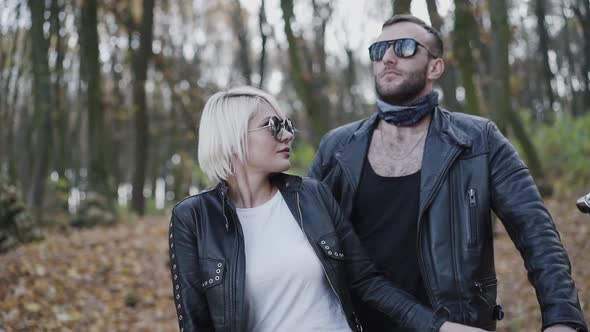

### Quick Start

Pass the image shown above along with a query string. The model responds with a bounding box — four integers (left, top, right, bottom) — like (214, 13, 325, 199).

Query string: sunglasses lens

(283, 119, 294, 134)
(370, 39, 419, 60)
(268, 116, 279, 138)
(369, 41, 388, 61)
(398, 39, 417, 57)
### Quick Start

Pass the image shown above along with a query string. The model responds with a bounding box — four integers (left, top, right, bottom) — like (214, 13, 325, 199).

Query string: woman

(168, 86, 484, 332)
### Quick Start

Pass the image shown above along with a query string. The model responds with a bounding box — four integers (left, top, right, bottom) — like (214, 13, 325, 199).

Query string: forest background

(0, 0, 589, 331)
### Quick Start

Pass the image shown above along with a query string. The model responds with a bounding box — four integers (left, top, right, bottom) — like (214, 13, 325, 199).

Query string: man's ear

(427, 58, 445, 80)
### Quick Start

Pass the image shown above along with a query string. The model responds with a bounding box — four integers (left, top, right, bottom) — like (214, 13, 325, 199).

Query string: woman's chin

(277, 161, 291, 173)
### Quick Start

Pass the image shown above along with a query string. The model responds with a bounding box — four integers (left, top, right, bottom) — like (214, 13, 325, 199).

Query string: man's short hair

(382, 14, 444, 58)
(197, 86, 285, 183)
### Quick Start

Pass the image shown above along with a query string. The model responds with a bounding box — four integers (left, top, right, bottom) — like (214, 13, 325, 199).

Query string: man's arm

(308, 133, 330, 180)
(486, 122, 587, 332)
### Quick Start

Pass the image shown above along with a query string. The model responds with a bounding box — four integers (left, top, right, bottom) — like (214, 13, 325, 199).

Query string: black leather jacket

(168, 173, 449, 332)
(309, 108, 587, 331)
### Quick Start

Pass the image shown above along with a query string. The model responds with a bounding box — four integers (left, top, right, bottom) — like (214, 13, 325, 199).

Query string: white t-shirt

(236, 190, 352, 332)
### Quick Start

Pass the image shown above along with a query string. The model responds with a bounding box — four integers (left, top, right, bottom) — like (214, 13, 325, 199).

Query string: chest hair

(367, 127, 426, 177)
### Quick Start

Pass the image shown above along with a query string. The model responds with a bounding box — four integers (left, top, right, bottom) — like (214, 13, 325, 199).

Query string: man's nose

(382, 44, 398, 63)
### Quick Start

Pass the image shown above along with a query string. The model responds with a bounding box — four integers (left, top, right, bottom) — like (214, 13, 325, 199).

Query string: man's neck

(379, 112, 432, 139)
(380, 88, 433, 106)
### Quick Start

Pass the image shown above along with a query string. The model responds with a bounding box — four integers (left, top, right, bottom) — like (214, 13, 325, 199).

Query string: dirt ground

(1, 196, 588, 331)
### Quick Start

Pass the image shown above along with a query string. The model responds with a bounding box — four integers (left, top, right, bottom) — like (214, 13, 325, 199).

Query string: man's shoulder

(319, 117, 371, 148)
(441, 108, 491, 130)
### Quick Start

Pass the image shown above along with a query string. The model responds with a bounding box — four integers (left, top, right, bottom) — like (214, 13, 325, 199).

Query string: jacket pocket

(467, 188, 479, 247)
(199, 258, 226, 325)
(473, 276, 504, 321)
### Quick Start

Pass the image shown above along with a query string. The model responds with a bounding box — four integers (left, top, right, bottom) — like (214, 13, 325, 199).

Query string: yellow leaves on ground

(0, 196, 589, 331)
(0, 217, 177, 331)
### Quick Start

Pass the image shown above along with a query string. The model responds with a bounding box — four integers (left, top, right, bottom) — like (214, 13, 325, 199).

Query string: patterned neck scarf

(376, 91, 439, 127)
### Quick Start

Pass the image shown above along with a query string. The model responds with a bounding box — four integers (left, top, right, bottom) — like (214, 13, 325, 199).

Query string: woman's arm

(169, 209, 214, 332)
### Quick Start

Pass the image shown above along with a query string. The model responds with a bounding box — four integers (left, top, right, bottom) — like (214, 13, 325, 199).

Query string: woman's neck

(227, 172, 276, 208)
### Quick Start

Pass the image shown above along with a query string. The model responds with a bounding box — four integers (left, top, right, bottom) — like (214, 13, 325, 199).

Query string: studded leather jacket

(309, 108, 588, 331)
(168, 173, 449, 332)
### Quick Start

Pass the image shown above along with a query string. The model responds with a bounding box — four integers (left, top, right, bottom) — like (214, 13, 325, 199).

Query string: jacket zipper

(474, 277, 497, 308)
(222, 190, 240, 332)
(474, 276, 497, 292)
(296, 192, 360, 331)
(417, 146, 463, 309)
(467, 189, 478, 247)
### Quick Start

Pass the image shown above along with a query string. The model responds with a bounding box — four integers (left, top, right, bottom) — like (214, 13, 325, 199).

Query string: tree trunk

(534, 0, 556, 122)
(50, 0, 67, 177)
(27, 0, 52, 209)
(280, 0, 330, 145)
(560, 3, 579, 116)
(425, 0, 461, 112)
(257, 0, 268, 88)
(231, 0, 252, 85)
(1, 3, 23, 182)
(131, 0, 155, 216)
(489, 0, 544, 182)
(392, 0, 412, 15)
(9, 37, 28, 186)
(453, 0, 481, 116)
(80, 0, 113, 205)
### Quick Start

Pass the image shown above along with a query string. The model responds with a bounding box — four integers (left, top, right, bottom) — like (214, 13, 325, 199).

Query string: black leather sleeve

(169, 207, 214, 332)
(487, 122, 587, 331)
(308, 132, 331, 180)
(316, 182, 448, 332)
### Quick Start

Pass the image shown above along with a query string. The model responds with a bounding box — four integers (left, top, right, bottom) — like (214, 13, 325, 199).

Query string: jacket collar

(334, 107, 473, 217)
(351, 107, 472, 148)
(420, 108, 471, 213)
(215, 173, 302, 231)
(215, 173, 302, 198)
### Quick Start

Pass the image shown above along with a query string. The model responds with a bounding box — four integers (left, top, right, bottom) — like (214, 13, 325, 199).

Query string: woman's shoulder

(171, 187, 218, 217)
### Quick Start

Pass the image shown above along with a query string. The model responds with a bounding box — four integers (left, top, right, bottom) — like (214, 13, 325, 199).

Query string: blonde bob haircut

(197, 86, 285, 183)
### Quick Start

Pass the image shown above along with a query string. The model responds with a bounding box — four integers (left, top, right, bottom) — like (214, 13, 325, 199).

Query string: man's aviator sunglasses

(248, 116, 295, 141)
(368, 38, 439, 61)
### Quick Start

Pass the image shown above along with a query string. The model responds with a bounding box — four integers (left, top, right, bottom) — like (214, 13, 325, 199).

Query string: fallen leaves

(0, 217, 177, 331)
(0, 196, 588, 331)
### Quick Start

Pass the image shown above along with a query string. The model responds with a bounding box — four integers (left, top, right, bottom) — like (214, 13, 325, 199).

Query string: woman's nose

(278, 128, 294, 143)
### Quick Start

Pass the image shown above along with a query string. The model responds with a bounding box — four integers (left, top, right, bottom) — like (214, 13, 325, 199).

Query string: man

(309, 15, 587, 332)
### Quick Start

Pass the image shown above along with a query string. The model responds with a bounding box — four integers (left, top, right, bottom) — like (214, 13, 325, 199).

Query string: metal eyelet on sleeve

(169, 219, 185, 331)
(200, 259, 225, 289)
(318, 234, 346, 260)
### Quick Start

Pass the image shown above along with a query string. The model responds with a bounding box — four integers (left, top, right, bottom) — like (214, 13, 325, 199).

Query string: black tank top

(350, 156, 429, 332)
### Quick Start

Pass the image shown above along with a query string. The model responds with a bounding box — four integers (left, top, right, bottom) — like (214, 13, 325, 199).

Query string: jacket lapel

(419, 108, 472, 215)
(334, 113, 378, 217)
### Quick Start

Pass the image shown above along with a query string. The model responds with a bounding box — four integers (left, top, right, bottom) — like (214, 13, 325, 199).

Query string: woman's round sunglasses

(368, 38, 439, 61)
(248, 116, 295, 141)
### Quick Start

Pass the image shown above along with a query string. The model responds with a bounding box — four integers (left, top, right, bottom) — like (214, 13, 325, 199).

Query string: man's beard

(375, 65, 428, 105)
